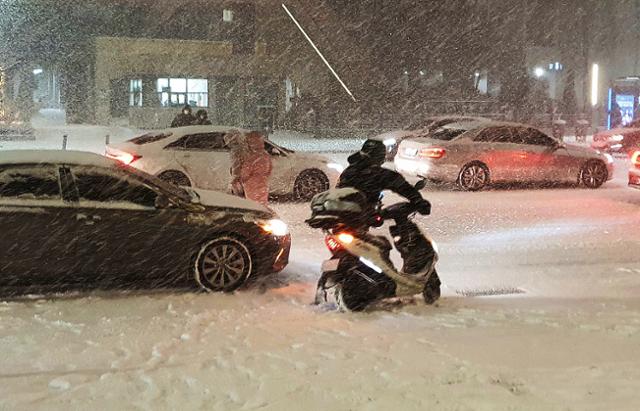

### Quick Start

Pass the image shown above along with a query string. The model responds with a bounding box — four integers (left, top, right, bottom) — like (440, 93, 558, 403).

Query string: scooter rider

(338, 139, 431, 218)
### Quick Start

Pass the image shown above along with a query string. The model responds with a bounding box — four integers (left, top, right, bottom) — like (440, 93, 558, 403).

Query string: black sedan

(0, 150, 290, 294)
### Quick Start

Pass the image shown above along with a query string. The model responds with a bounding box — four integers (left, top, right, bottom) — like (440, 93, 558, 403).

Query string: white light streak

(281, 3, 356, 102)
(591, 63, 599, 107)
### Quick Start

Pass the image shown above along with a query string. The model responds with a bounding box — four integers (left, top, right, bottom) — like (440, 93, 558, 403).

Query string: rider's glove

(414, 199, 431, 215)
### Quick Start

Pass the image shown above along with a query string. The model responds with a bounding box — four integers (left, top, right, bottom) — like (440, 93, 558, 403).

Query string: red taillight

(419, 147, 446, 159)
(325, 233, 355, 253)
(325, 236, 342, 252)
(106, 149, 141, 165)
(632, 151, 640, 168)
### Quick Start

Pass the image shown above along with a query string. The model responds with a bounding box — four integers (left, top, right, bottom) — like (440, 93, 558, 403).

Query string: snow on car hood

(190, 188, 271, 214)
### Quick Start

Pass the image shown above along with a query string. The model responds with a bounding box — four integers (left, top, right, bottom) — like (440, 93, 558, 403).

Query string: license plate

(404, 147, 418, 157)
(321, 259, 340, 272)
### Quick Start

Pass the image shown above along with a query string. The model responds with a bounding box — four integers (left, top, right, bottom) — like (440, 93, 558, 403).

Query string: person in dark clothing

(171, 105, 196, 128)
(337, 139, 431, 215)
(194, 109, 212, 125)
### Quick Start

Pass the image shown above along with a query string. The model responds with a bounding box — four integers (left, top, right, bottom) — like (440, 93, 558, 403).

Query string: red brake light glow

(419, 147, 446, 159)
(325, 236, 342, 252)
(632, 151, 640, 168)
(325, 233, 355, 252)
(106, 150, 141, 165)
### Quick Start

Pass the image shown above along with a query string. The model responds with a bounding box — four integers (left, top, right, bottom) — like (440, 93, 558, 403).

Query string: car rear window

(430, 128, 467, 141)
(128, 133, 173, 145)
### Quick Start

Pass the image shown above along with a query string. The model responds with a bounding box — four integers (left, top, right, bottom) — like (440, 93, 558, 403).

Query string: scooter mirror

(414, 179, 427, 191)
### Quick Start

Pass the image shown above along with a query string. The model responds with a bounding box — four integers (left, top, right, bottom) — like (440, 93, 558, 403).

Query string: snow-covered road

(1, 125, 640, 410)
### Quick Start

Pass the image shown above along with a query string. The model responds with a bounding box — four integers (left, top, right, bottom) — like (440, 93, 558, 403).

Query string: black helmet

(196, 109, 208, 118)
(353, 139, 386, 166)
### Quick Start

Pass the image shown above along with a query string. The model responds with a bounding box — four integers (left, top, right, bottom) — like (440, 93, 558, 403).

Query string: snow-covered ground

(1, 118, 640, 410)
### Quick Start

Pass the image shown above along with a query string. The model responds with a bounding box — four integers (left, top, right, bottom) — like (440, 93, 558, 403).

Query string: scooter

(306, 181, 441, 312)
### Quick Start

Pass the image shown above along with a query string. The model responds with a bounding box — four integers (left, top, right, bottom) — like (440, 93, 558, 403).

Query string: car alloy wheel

(580, 161, 608, 189)
(459, 163, 489, 191)
(294, 169, 329, 201)
(195, 238, 252, 292)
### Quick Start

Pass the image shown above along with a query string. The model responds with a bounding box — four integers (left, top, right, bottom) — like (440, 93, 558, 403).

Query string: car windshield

(429, 127, 468, 141)
(121, 164, 190, 202)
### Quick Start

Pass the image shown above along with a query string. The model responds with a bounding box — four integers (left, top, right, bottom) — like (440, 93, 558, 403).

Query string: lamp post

(591, 63, 599, 132)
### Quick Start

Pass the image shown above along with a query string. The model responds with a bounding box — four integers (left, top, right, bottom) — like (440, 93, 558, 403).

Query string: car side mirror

(414, 179, 427, 190)
(155, 194, 172, 209)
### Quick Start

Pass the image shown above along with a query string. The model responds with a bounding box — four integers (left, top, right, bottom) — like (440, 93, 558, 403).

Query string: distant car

(629, 150, 640, 189)
(106, 126, 342, 200)
(373, 116, 490, 160)
(592, 122, 640, 156)
(395, 121, 615, 191)
(0, 150, 290, 294)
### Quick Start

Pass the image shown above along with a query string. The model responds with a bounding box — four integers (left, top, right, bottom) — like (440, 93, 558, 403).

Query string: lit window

(156, 78, 208, 108)
(129, 79, 142, 107)
(223, 9, 234, 22)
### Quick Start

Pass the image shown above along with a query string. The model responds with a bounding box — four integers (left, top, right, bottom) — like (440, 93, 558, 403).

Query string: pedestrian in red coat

(239, 132, 272, 205)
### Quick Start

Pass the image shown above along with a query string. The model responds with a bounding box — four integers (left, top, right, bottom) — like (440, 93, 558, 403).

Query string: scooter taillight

(325, 236, 342, 252)
(325, 233, 354, 253)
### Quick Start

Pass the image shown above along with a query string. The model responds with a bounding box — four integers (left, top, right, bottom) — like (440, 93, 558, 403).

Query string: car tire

(579, 160, 608, 189)
(194, 237, 253, 292)
(158, 170, 191, 187)
(458, 162, 490, 191)
(294, 169, 330, 201)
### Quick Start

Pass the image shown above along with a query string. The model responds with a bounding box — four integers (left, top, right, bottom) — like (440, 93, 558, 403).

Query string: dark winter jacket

(171, 113, 197, 128)
(337, 152, 425, 209)
(194, 118, 212, 125)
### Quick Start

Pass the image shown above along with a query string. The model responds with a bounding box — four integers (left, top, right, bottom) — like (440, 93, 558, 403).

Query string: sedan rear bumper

(394, 157, 459, 182)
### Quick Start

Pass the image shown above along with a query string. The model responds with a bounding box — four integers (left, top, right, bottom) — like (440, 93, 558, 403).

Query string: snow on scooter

(306, 180, 441, 311)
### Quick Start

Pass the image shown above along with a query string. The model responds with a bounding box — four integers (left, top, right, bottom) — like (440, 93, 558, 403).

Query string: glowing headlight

(383, 138, 397, 147)
(327, 162, 344, 173)
(604, 153, 614, 163)
(611, 144, 623, 149)
(611, 134, 624, 142)
(258, 219, 289, 236)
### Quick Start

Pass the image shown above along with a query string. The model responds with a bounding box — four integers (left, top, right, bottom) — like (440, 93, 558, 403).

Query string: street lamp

(591, 63, 600, 132)
(591, 63, 599, 107)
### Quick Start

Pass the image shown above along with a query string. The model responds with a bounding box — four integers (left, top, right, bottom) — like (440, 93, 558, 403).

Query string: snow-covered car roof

(438, 120, 487, 131)
(0, 150, 117, 167)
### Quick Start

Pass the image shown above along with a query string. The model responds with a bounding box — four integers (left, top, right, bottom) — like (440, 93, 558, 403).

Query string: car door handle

(76, 214, 102, 225)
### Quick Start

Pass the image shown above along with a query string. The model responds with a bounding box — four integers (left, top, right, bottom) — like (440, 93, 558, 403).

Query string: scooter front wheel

(422, 270, 441, 305)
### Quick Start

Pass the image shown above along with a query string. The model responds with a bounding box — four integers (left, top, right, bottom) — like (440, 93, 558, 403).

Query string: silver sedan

(395, 122, 615, 190)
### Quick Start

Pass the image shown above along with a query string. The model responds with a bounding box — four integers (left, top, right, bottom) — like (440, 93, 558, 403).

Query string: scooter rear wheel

(334, 271, 395, 312)
(422, 270, 441, 305)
